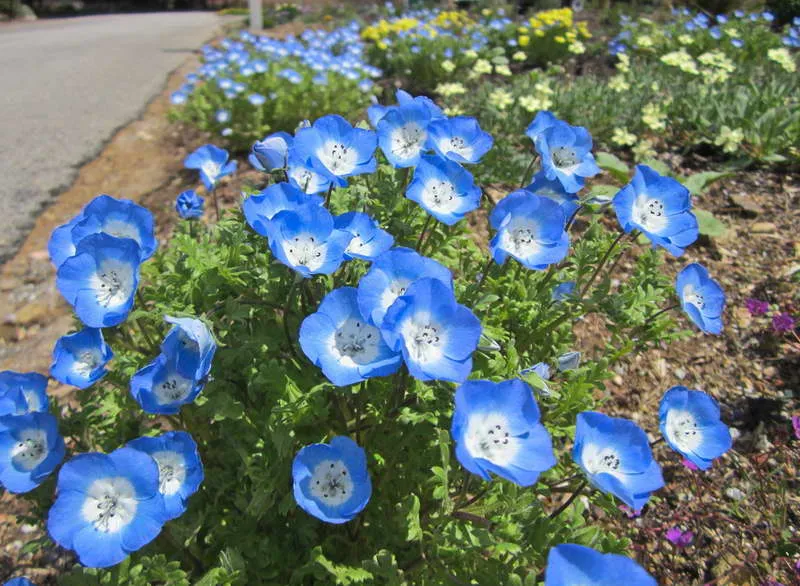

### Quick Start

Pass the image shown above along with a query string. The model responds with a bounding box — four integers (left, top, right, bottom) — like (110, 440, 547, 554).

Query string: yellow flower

(677, 34, 693, 45)
(616, 52, 630, 73)
(534, 81, 553, 96)
(519, 95, 552, 113)
(633, 139, 656, 160)
(641, 103, 667, 132)
(481, 8, 491, 16)
(517, 26, 529, 34)
(555, 35, 566, 44)
(612, 128, 637, 147)
(464, 49, 478, 60)
(473, 59, 493, 75)
(495, 64, 512, 76)
(660, 49, 699, 75)
(568, 41, 586, 55)
(444, 105, 464, 117)
(768, 48, 797, 73)
(377, 40, 388, 51)
(488, 88, 514, 111)
(635, 35, 654, 48)
(435, 82, 466, 97)
(441, 60, 456, 74)
(608, 75, 630, 92)
(534, 29, 545, 38)
(714, 126, 744, 154)
(512, 51, 527, 62)
(518, 35, 530, 47)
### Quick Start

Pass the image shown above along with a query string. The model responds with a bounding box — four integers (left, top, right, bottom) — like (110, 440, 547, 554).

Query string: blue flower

(545, 543, 657, 586)
(524, 171, 580, 219)
(426, 116, 493, 164)
(184, 144, 237, 190)
(489, 191, 569, 270)
(299, 287, 402, 386)
(175, 190, 205, 220)
(382, 278, 481, 382)
(215, 109, 230, 124)
(160, 315, 216, 384)
(48, 215, 83, 268)
(613, 165, 698, 256)
(676, 263, 725, 334)
(452, 379, 555, 486)
(357, 247, 453, 327)
(287, 153, 334, 195)
(0, 412, 65, 493)
(130, 353, 203, 415)
(0, 372, 48, 416)
(292, 436, 371, 524)
(551, 281, 576, 302)
(66, 194, 158, 262)
(334, 212, 394, 261)
(406, 155, 481, 225)
(268, 203, 353, 277)
(279, 68, 303, 84)
(47, 447, 168, 568)
(50, 328, 113, 389)
(248, 93, 266, 106)
(537, 120, 601, 193)
(376, 103, 432, 168)
(556, 350, 581, 372)
(249, 131, 294, 172)
(292, 115, 377, 187)
(170, 92, 187, 105)
(659, 386, 731, 470)
(573, 411, 664, 510)
(524, 110, 559, 148)
(731, 38, 744, 48)
(243, 182, 324, 239)
(126, 431, 204, 520)
(367, 89, 444, 128)
(56, 234, 141, 328)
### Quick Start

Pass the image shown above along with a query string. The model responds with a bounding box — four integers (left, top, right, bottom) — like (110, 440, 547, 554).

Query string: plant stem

(415, 215, 433, 252)
(134, 291, 157, 348)
(565, 204, 583, 233)
(548, 479, 588, 519)
(471, 256, 495, 302)
(519, 155, 539, 188)
(324, 183, 335, 208)
(577, 231, 629, 299)
(282, 280, 300, 360)
(212, 187, 221, 222)
(643, 303, 681, 327)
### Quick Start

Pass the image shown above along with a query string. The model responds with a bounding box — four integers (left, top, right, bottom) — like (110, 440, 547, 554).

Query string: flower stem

(643, 303, 681, 327)
(282, 280, 300, 360)
(324, 183, 335, 208)
(212, 187, 221, 222)
(415, 215, 433, 252)
(577, 231, 629, 299)
(471, 256, 495, 302)
(548, 478, 588, 519)
(519, 155, 539, 188)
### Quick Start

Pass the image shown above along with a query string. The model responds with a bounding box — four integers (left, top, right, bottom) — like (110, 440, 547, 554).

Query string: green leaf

(584, 184, 618, 203)
(595, 152, 629, 183)
(695, 208, 728, 238)
(683, 171, 731, 195)
(401, 494, 423, 542)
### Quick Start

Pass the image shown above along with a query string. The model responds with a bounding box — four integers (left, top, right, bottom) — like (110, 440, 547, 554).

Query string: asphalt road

(0, 12, 232, 263)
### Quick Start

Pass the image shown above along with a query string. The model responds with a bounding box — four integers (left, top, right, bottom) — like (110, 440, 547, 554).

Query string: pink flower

(772, 313, 796, 333)
(665, 527, 694, 548)
(745, 298, 769, 316)
(681, 458, 700, 471)
(618, 504, 641, 518)
(793, 416, 800, 441)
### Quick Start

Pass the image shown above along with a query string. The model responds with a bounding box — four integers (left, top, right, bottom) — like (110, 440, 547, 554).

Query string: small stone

(750, 222, 776, 234)
(729, 194, 763, 216)
(674, 367, 687, 380)
(725, 487, 745, 501)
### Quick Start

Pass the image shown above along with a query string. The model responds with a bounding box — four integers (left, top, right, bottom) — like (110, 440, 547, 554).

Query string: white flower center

(73, 349, 102, 378)
(499, 218, 543, 258)
(390, 123, 426, 160)
(421, 179, 459, 213)
(378, 278, 411, 317)
(81, 477, 138, 533)
(682, 283, 705, 310)
(154, 372, 194, 405)
(103, 219, 140, 244)
(665, 409, 703, 452)
(464, 413, 520, 466)
(151, 450, 187, 496)
(582, 443, 623, 477)
(90, 259, 134, 308)
(400, 313, 445, 364)
(22, 390, 42, 413)
(309, 459, 354, 507)
(10, 428, 48, 471)
(317, 141, 357, 175)
(551, 146, 579, 170)
(201, 161, 221, 183)
(441, 135, 473, 160)
(334, 318, 381, 365)
(632, 195, 668, 232)
(283, 235, 325, 271)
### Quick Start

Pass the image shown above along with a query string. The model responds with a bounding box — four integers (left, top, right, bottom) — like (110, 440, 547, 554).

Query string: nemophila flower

(659, 386, 732, 470)
(161, 315, 216, 383)
(215, 109, 230, 124)
(47, 447, 168, 568)
(249, 131, 293, 172)
(573, 411, 664, 510)
(243, 182, 323, 239)
(48, 215, 83, 268)
(613, 165, 698, 256)
(452, 379, 555, 486)
(0, 372, 48, 416)
(334, 212, 394, 261)
(676, 263, 725, 334)
(299, 287, 401, 386)
(557, 351, 581, 372)
(292, 436, 371, 524)
(248, 93, 266, 106)
(293, 115, 377, 187)
(745, 298, 769, 316)
(130, 354, 203, 415)
(524, 171, 580, 218)
(666, 527, 694, 548)
(406, 155, 481, 225)
(425, 117, 493, 164)
(382, 277, 481, 382)
(552, 281, 576, 302)
(287, 153, 333, 195)
(525, 110, 558, 149)
(537, 119, 601, 193)
(489, 191, 569, 270)
(50, 328, 113, 389)
(357, 247, 453, 327)
(367, 88, 444, 128)
(56, 234, 140, 328)
(376, 103, 432, 168)
(170, 91, 187, 105)
(772, 313, 796, 333)
(0, 412, 64, 493)
(545, 543, 657, 586)
(126, 431, 203, 520)
(68, 195, 158, 262)
(175, 190, 205, 220)
(268, 203, 353, 277)
(184, 144, 237, 191)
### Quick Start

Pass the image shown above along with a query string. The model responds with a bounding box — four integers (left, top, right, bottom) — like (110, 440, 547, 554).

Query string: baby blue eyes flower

(126, 431, 204, 520)
(659, 386, 732, 470)
(299, 287, 402, 386)
(184, 144, 237, 190)
(613, 165, 698, 257)
(293, 115, 377, 187)
(175, 190, 205, 220)
(170, 91, 187, 105)
(249, 131, 294, 172)
(243, 182, 324, 238)
(545, 543, 657, 586)
(381, 277, 481, 383)
(368, 88, 444, 128)
(334, 212, 394, 261)
(47, 447, 168, 568)
(161, 315, 216, 383)
(536, 119, 601, 194)
(268, 203, 353, 277)
(56, 234, 141, 328)
(0, 412, 65, 494)
(215, 109, 230, 124)
(676, 263, 725, 334)
(357, 246, 453, 327)
(130, 353, 203, 415)
(525, 110, 559, 149)
(50, 328, 113, 389)
(376, 103, 431, 168)
(248, 93, 266, 106)
(4, 578, 35, 586)
(426, 116, 494, 164)
(287, 153, 333, 195)
(406, 155, 481, 225)
(552, 281, 576, 302)
(279, 68, 303, 84)
(452, 379, 556, 486)
(292, 436, 371, 524)
(525, 171, 580, 219)
(489, 191, 570, 270)
(0, 371, 48, 416)
(573, 411, 664, 510)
